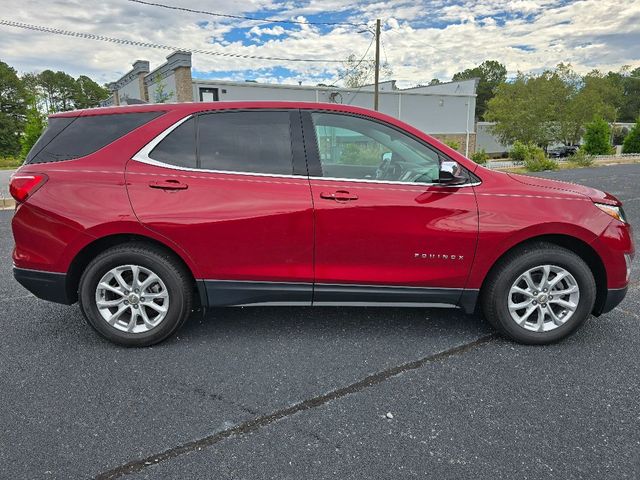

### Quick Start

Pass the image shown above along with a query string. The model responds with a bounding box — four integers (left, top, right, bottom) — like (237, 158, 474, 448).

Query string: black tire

(78, 243, 193, 347)
(481, 242, 596, 345)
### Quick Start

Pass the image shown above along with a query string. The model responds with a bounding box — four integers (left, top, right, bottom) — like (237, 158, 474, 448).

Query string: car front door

(126, 109, 314, 306)
(303, 111, 479, 306)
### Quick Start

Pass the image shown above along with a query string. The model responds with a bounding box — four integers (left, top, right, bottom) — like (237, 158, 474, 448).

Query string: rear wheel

(79, 243, 193, 347)
(482, 242, 596, 344)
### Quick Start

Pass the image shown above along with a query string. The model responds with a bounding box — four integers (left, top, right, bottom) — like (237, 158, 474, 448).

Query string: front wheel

(78, 243, 193, 347)
(482, 242, 596, 344)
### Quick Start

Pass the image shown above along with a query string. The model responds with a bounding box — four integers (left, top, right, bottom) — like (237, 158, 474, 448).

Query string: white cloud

(0, 0, 638, 87)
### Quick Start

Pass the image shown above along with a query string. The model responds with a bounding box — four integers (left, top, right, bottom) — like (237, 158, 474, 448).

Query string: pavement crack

(94, 334, 495, 479)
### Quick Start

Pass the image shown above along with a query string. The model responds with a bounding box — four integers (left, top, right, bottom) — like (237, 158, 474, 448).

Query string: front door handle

(320, 190, 359, 202)
(148, 179, 189, 190)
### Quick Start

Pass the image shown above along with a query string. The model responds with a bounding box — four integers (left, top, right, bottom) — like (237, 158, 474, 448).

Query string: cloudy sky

(1, 0, 639, 87)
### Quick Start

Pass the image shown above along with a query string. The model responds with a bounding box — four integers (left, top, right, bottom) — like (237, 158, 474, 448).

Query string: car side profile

(10, 102, 634, 347)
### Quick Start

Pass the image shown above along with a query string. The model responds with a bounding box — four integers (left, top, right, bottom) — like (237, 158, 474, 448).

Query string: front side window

(312, 112, 442, 184)
(198, 111, 293, 175)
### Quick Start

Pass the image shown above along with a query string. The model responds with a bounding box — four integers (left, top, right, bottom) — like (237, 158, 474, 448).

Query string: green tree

(485, 70, 567, 148)
(20, 106, 44, 158)
(613, 66, 640, 122)
(339, 53, 393, 88)
(37, 70, 78, 112)
(453, 60, 507, 119)
(622, 119, 640, 153)
(486, 64, 623, 148)
(583, 116, 612, 155)
(0, 60, 28, 157)
(152, 74, 174, 104)
(74, 75, 108, 109)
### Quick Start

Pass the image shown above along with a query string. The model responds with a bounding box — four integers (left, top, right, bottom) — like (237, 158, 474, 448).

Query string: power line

(127, 0, 370, 27)
(0, 19, 347, 63)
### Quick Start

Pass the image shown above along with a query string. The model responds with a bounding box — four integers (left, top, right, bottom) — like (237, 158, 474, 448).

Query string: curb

(0, 197, 15, 210)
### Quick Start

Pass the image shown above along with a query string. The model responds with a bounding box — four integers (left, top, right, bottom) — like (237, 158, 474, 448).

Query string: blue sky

(0, 0, 639, 87)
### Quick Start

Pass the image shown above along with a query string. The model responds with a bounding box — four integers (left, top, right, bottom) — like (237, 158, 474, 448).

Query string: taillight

(9, 174, 48, 203)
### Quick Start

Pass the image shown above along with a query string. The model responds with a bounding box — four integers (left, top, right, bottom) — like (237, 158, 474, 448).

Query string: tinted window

(198, 111, 293, 175)
(26, 111, 163, 164)
(312, 112, 442, 184)
(149, 118, 196, 168)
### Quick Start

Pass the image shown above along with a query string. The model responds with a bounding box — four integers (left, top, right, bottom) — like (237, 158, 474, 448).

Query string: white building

(106, 51, 479, 155)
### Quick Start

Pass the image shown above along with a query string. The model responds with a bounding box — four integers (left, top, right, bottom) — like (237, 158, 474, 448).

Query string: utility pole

(374, 18, 381, 111)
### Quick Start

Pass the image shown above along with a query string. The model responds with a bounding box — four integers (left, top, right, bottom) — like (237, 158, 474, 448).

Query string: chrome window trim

(131, 115, 480, 188)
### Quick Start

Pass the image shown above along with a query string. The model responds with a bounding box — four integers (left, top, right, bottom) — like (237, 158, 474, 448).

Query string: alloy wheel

(508, 264, 580, 332)
(95, 264, 169, 333)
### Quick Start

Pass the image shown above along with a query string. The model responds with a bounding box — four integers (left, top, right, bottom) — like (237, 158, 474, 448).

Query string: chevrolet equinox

(10, 102, 634, 346)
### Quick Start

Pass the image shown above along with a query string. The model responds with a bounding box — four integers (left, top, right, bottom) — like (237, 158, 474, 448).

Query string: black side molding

(204, 280, 313, 306)
(13, 267, 74, 305)
(313, 284, 463, 306)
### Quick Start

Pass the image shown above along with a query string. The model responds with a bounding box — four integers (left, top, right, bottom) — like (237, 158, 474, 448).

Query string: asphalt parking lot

(1, 164, 639, 479)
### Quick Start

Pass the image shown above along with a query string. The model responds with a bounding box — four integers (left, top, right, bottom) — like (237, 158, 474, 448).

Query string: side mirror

(439, 160, 467, 185)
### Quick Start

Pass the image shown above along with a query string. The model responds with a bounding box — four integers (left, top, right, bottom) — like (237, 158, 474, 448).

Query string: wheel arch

(65, 233, 204, 307)
(478, 234, 607, 315)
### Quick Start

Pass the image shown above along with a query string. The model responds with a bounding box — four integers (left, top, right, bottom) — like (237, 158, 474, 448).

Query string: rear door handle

(320, 190, 359, 202)
(148, 179, 189, 190)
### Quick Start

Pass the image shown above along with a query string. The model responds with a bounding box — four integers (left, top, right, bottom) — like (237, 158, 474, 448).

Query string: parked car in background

(548, 145, 579, 158)
(10, 102, 634, 346)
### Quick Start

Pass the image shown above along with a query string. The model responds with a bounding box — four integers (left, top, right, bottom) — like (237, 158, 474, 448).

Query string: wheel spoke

(540, 265, 551, 289)
(99, 282, 125, 296)
(130, 265, 141, 290)
(523, 272, 537, 290)
(139, 307, 156, 329)
(551, 285, 578, 296)
(536, 307, 546, 331)
(113, 269, 131, 291)
(548, 307, 565, 326)
(97, 298, 124, 308)
(509, 298, 533, 311)
(140, 273, 161, 292)
(106, 304, 129, 325)
(548, 271, 569, 289)
(145, 301, 168, 314)
(127, 308, 138, 332)
(517, 305, 537, 325)
(550, 298, 577, 311)
(511, 286, 533, 298)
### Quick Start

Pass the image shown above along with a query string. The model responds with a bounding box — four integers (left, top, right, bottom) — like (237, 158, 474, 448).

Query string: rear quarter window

(26, 111, 164, 164)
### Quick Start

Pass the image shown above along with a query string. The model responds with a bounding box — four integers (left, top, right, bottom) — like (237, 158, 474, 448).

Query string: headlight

(594, 203, 628, 223)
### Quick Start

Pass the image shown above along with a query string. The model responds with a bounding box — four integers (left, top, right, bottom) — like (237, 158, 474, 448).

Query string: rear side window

(26, 111, 163, 164)
(198, 111, 293, 175)
(149, 118, 197, 168)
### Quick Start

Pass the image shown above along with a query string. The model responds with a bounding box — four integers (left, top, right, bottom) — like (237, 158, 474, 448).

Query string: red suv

(10, 102, 634, 347)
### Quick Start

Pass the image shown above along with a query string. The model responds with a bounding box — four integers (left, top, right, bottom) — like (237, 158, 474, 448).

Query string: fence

(486, 153, 640, 169)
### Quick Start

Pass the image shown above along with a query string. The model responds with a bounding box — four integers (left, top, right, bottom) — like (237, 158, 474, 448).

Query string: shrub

(509, 140, 529, 163)
(568, 149, 594, 167)
(583, 116, 613, 155)
(0, 157, 23, 169)
(443, 139, 460, 151)
(623, 119, 640, 153)
(471, 148, 489, 164)
(523, 145, 558, 172)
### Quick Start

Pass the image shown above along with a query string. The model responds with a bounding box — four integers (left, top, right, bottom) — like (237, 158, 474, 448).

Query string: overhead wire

(127, 0, 371, 27)
(0, 19, 348, 63)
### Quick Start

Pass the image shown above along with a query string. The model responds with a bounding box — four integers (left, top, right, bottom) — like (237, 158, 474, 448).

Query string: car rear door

(302, 110, 479, 306)
(126, 109, 314, 306)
